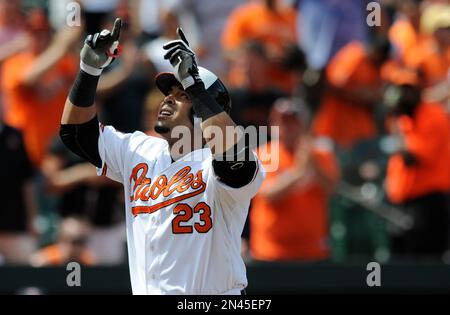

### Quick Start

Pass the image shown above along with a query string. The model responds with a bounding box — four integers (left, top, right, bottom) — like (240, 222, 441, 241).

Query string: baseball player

(59, 18, 265, 295)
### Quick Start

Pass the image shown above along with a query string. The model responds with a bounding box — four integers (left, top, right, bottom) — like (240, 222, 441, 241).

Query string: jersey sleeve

(209, 150, 266, 204)
(96, 124, 131, 182)
(96, 124, 156, 183)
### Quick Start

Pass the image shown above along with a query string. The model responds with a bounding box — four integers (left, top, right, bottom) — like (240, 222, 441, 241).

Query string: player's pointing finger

(177, 28, 190, 47)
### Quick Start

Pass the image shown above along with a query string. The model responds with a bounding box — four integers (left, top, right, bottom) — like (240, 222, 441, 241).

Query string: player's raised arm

(162, 28, 240, 155)
(60, 18, 122, 167)
(162, 28, 257, 188)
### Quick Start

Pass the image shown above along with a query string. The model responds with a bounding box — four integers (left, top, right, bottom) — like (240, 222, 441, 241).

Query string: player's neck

(162, 126, 206, 162)
(170, 147, 193, 162)
(167, 137, 204, 163)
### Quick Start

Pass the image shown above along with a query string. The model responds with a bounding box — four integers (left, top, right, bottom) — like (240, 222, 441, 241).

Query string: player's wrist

(69, 69, 100, 107)
(180, 76, 196, 90)
(80, 60, 103, 76)
(187, 82, 224, 121)
(179, 66, 202, 89)
(185, 80, 206, 95)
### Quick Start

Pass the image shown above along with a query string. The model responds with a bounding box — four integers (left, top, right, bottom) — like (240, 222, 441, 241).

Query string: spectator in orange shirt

(250, 98, 339, 262)
(221, 0, 298, 93)
(312, 36, 391, 149)
(388, 0, 423, 65)
(30, 216, 95, 267)
(1, 8, 79, 167)
(0, 0, 27, 63)
(0, 0, 28, 112)
(396, 2, 450, 89)
(384, 83, 450, 258)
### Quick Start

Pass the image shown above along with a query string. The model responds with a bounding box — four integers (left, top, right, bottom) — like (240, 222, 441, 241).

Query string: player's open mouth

(158, 105, 174, 118)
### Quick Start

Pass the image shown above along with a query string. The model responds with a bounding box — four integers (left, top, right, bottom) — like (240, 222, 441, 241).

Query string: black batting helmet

(155, 67, 232, 114)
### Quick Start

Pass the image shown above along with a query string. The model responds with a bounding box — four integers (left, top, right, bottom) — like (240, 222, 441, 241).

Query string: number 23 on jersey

(172, 202, 212, 234)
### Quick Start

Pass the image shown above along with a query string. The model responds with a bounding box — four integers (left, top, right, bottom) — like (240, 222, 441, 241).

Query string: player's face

(155, 86, 194, 136)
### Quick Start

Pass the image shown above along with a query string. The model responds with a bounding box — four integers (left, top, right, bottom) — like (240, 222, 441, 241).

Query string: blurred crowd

(0, 0, 449, 267)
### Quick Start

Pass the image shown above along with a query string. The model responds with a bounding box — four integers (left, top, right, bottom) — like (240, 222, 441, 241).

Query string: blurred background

(0, 0, 449, 294)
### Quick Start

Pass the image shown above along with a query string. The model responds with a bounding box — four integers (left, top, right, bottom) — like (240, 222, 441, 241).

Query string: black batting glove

(163, 28, 202, 89)
(80, 18, 122, 76)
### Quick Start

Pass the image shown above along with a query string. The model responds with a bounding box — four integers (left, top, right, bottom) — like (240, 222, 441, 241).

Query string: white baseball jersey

(96, 124, 265, 295)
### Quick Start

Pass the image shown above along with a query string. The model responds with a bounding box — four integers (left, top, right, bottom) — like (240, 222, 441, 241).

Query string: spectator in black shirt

(42, 136, 125, 265)
(228, 41, 286, 129)
(0, 110, 37, 265)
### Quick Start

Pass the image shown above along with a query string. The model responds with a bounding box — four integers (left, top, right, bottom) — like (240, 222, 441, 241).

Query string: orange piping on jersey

(101, 164, 108, 177)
